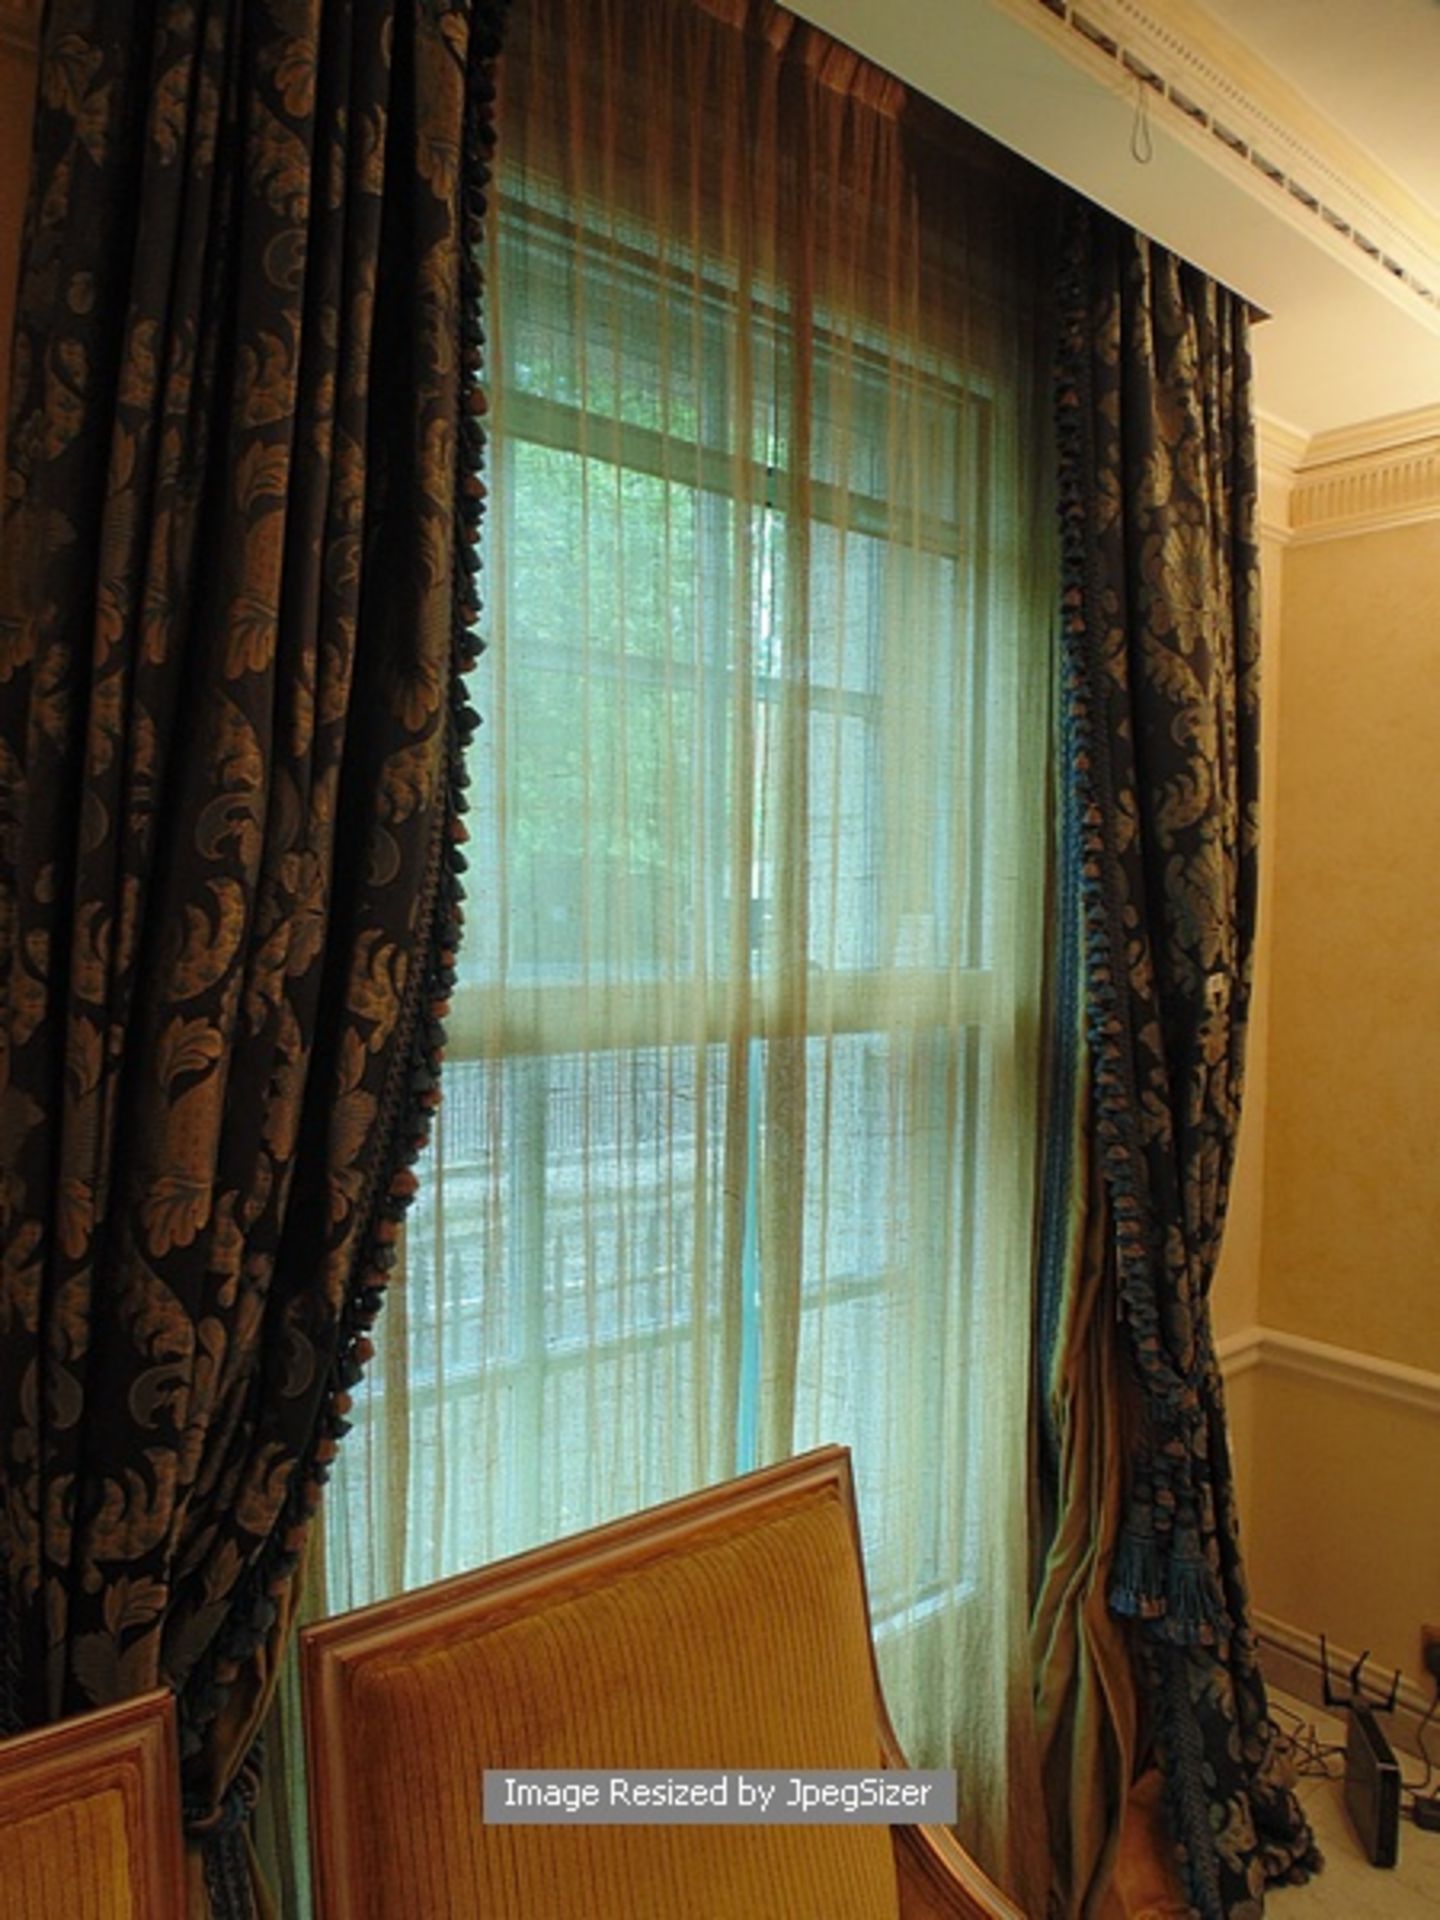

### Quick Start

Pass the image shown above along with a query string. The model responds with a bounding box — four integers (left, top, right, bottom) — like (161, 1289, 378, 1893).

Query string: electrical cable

(1270, 1700, 1345, 1781)
(1402, 1685, 1440, 1828)
(1270, 1690, 1440, 1831)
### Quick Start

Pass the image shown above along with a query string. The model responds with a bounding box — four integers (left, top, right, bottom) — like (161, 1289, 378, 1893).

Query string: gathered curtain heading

(691, 0, 905, 110)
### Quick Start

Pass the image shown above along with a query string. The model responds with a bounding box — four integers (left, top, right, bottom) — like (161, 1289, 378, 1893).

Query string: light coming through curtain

(327, 0, 1058, 1899)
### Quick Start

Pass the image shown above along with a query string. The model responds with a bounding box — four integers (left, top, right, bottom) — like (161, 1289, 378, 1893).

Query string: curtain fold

(327, 0, 1059, 1906)
(1032, 1082, 1140, 1918)
(252, 1527, 326, 1920)
(1051, 196, 1318, 1917)
(0, 2, 507, 1911)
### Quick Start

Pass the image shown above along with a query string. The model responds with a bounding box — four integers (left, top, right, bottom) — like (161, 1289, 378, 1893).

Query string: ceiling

(788, 0, 1440, 444)
(1198, 0, 1440, 227)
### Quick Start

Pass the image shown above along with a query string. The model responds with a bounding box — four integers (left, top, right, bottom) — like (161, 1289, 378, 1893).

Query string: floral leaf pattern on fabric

(1054, 199, 1319, 1916)
(0, 3, 509, 1904)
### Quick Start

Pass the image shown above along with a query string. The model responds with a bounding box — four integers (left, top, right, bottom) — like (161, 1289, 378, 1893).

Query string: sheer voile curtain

(327, 0, 1057, 1897)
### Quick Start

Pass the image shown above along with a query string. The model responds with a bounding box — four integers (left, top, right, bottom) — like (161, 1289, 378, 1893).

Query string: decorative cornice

(1019, 0, 1440, 322)
(1303, 401, 1440, 468)
(1255, 410, 1308, 544)
(1217, 1324, 1440, 1414)
(1256, 412, 1308, 472)
(1254, 404, 1440, 545)
(1291, 437, 1440, 544)
(0, 0, 39, 55)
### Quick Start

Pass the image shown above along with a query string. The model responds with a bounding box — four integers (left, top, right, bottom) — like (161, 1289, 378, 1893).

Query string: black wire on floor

(1271, 1691, 1440, 1828)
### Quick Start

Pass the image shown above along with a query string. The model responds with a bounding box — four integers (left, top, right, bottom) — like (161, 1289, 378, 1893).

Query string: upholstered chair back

(0, 1689, 185, 1920)
(304, 1447, 1018, 1920)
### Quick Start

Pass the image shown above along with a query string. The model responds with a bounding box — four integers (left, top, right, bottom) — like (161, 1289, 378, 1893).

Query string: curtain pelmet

(0, 1, 508, 1909)
(1052, 197, 1318, 1916)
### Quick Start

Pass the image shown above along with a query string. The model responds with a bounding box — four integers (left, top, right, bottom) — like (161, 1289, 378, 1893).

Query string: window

(328, 0, 1053, 1779)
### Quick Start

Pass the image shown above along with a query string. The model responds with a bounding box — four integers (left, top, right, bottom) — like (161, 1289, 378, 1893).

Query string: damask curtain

(326, 0, 1060, 1907)
(0, 2, 507, 1912)
(1048, 198, 1319, 1916)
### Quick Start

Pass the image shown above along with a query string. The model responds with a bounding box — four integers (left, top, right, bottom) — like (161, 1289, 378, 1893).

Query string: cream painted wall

(1245, 1365, 1440, 1696)
(1264, 519, 1440, 1375)
(1244, 512, 1440, 1692)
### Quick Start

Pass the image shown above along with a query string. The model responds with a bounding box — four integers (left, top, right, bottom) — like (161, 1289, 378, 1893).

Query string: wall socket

(1423, 1624, 1440, 1683)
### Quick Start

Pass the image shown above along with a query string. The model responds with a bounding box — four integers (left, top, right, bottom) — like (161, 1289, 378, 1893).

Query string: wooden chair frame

(0, 1687, 186, 1919)
(303, 1445, 1022, 1919)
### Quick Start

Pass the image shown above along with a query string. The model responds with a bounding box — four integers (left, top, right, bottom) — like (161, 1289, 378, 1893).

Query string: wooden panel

(0, 1689, 186, 1920)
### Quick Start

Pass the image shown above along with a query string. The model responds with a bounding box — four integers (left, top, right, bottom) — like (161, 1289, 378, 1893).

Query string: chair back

(304, 1447, 904, 1919)
(0, 1688, 185, 1920)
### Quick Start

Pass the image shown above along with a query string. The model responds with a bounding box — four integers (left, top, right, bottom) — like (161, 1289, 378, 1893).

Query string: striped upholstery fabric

(1, 1790, 135, 1920)
(345, 1489, 902, 1919)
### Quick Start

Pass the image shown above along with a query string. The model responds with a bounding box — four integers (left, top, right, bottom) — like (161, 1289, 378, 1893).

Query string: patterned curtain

(0, 2, 507, 1911)
(1052, 198, 1320, 1916)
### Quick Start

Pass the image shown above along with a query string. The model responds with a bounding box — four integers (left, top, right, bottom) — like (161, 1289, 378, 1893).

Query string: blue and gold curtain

(1049, 198, 1319, 1916)
(0, 3, 507, 1910)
